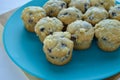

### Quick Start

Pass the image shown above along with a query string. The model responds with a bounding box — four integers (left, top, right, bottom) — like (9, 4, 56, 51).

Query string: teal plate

(3, 0, 120, 80)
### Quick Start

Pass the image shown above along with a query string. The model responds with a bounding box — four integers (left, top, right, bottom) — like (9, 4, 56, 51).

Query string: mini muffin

(94, 19, 120, 51)
(43, 0, 67, 17)
(83, 7, 108, 25)
(109, 5, 120, 20)
(21, 6, 46, 32)
(90, 0, 115, 11)
(67, 20, 94, 50)
(69, 0, 90, 13)
(43, 32, 74, 65)
(35, 17, 64, 42)
(57, 7, 83, 25)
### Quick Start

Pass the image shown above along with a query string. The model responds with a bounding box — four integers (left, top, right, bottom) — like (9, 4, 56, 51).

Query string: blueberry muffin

(43, 32, 74, 65)
(90, 0, 115, 11)
(21, 6, 46, 32)
(57, 7, 83, 25)
(109, 5, 120, 21)
(69, 0, 90, 13)
(35, 17, 64, 42)
(67, 20, 94, 50)
(43, 0, 67, 17)
(94, 19, 120, 51)
(83, 7, 108, 25)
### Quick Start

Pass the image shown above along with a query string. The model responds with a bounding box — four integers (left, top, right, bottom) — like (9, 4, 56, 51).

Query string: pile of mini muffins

(21, 0, 120, 65)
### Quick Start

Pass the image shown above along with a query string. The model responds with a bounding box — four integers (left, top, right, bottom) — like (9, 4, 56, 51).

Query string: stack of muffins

(21, 0, 120, 65)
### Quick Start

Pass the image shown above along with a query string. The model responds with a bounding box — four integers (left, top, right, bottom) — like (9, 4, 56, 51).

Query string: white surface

(0, 0, 31, 80)
(0, 44, 29, 80)
(118, 78, 120, 80)
(0, 0, 30, 15)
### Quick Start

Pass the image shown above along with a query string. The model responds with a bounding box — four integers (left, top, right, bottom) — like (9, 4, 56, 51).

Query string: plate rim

(2, 0, 120, 80)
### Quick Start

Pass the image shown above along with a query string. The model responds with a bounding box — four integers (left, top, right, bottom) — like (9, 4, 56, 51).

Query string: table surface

(0, 18, 29, 80)
(0, 1, 120, 80)
(0, 1, 31, 80)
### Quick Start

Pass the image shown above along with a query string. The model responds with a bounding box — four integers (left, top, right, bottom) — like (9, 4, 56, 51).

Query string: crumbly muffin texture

(57, 7, 83, 25)
(67, 20, 94, 50)
(21, 0, 120, 66)
(43, 0, 67, 17)
(90, 0, 115, 11)
(35, 17, 64, 42)
(21, 6, 46, 32)
(109, 5, 120, 20)
(83, 7, 108, 25)
(43, 32, 73, 65)
(69, 0, 90, 13)
(52, 32, 71, 39)
(94, 19, 120, 51)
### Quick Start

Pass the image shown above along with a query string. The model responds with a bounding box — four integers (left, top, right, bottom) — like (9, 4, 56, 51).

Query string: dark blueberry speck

(61, 43, 67, 47)
(49, 32, 53, 35)
(61, 3, 66, 8)
(63, 12, 69, 15)
(40, 28, 45, 32)
(102, 37, 107, 41)
(28, 19, 33, 23)
(89, 16, 94, 20)
(84, 3, 88, 12)
(68, 50, 70, 55)
(50, 56, 55, 59)
(100, 2, 104, 5)
(112, 12, 117, 16)
(71, 35, 77, 41)
(49, 10, 54, 16)
(48, 48, 52, 53)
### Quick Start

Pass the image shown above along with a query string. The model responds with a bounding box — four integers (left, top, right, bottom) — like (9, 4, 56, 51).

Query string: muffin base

(45, 52, 72, 66)
(38, 36, 44, 43)
(98, 40, 120, 52)
(24, 23, 35, 32)
(74, 40, 92, 50)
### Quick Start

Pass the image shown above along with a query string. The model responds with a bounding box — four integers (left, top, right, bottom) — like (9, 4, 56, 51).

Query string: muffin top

(43, 0, 67, 17)
(57, 7, 83, 25)
(94, 19, 120, 42)
(109, 5, 120, 20)
(35, 17, 64, 42)
(43, 32, 73, 57)
(21, 6, 46, 23)
(67, 20, 94, 42)
(83, 6, 108, 25)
